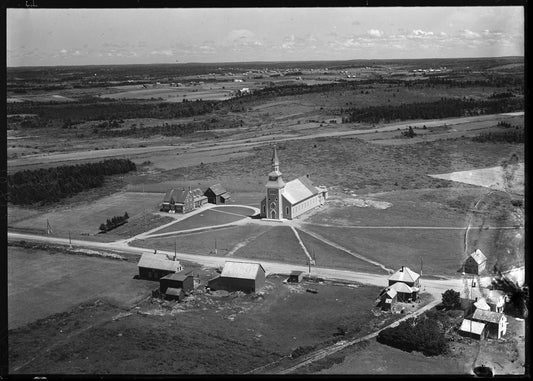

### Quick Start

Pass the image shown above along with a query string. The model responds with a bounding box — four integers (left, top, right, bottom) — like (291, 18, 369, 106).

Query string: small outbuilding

(378, 287, 398, 311)
(159, 271, 195, 293)
(459, 319, 487, 340)
(288, 271, 304, 283)
(472, 309, 508, 339)
(463, 249, 487, 275)
(137, 253, 183, 280)
(165, 287, 186, 302)
(204, 184, 232, 204)
(207, 261, 265, 293)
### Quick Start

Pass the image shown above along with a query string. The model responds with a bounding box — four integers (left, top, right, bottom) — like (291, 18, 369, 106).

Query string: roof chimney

(306, 173, 310, 179)
(401, 266, 404, 272)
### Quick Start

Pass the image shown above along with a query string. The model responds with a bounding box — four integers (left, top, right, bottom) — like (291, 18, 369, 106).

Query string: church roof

(282, 176, 319, 204)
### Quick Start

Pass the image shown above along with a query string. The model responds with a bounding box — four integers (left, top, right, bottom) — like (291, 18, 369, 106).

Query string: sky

(7, 7, 524, 67)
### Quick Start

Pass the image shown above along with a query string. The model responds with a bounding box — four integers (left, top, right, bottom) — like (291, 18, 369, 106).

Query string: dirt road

(7, 231, 462, 298)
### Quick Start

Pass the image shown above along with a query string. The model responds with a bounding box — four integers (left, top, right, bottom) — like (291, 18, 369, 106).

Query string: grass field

(296, 229, 389, 274)
(7, 246, 154, 329)
(131, 224, 271, 255)
(233, 226, 309, 265)
(150, 207, 252, 234)
(9, 191, 163, 236)
(9, 274, 386, 374)
(303, 224, 465, 276)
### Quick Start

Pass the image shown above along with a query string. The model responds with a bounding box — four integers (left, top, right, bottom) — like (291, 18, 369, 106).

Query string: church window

(286, 207, 289, 215)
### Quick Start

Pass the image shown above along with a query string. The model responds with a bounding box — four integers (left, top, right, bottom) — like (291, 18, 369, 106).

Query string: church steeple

(272, 146, 280, 173)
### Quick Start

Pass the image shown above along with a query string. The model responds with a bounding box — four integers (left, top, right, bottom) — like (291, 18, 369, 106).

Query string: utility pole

(214, 239, 217, 255)
(69, 231, 72, 248)
(46, 219, 53, 235)
(174, 239, 177, 261)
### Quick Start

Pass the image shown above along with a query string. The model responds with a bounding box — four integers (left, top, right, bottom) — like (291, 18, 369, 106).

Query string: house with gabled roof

(463, 249, 487, 275)
(471, 309, 508, 339)
(137, 253, 183, 280)
(260, 147, 327, 220)
(161, 187, 207, 213)
(387, 266, 421, 302)
(378, 286, 398, 310)
(204, 184, 232, 204)
(207, 261, 265, 293)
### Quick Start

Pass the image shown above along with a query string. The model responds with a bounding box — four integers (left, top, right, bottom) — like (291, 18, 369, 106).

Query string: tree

(441, 289, 461, 309)
(99, 224, 107, 232)
(124, 212, 129, 219)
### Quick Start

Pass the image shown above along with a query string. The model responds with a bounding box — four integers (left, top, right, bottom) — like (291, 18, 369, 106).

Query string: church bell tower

(265, 146, 285, 220)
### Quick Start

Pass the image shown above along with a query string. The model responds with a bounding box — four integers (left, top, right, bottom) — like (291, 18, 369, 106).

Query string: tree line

(8, 158, 136, 206)
(99, 212, 129, 233)
(96, 118, 240, 138)
(7, 100, 218, 125)
(343, 97, 523, 124)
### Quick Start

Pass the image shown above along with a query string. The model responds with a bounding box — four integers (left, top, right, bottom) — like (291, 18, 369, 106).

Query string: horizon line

(7, 55, 524, 69)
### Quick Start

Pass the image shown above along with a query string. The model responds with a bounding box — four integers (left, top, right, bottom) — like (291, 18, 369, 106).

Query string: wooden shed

(463, 249, 487, 275)
(159, 271, 194, 293)
(137, 253, 183, 280)
(378, 287, 398, 311)
(204, 184, 232, 204)
(459, 319, 487, 340)
(207, 261, 265, 293)
(288, 271, 304, 283)
(165, 287, 186, 302)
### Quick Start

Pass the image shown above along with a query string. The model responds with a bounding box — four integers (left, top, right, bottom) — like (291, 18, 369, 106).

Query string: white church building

(260, 147, 327, 220)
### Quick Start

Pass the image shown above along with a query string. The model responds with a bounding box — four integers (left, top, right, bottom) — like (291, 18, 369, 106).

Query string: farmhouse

(161, 187, 207, 213)
(204, 184, 232, 205)
(387, 266, 421, 302)
(463, 249, 487, 275)
(137, 253, 183, 280)
(260, 147, 328, 220)
(207, 261, 265, 293)
(159, 270, 194, 294)
(471, 309, 508, 339)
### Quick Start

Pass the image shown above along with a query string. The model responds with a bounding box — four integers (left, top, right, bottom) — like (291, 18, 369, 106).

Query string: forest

(8, 158, 136, 206)
(343, 97, 524, 124)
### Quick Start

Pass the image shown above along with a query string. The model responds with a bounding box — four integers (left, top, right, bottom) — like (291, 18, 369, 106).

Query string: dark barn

(159, 271, 194, 293)
(207, 261, 265, 293)
(137, 253, 183, 280)
(204, 184, 232, 204)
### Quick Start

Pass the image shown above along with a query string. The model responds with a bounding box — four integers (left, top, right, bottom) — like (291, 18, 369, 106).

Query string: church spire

(272, 145, 280, 172)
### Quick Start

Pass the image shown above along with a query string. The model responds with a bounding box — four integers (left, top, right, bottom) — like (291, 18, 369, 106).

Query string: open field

(296, 229, 389, 275)
(303, 224, 465, 276)
(7, 246, 154, 329)
(9, 191, 164, 236)
(9, 269, 388, 374)
(429, 163, 524, 195)
(151, 206, 255, 234)
(233, 226, 309, 264)
(131, 224, 272, 255)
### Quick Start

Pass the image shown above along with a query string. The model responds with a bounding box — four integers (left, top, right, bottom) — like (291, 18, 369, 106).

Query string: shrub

(377, 316, 448, 356)
(442, 289, 461, 309)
